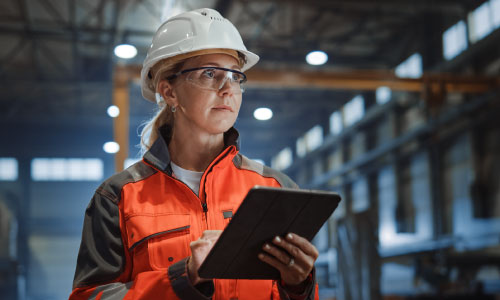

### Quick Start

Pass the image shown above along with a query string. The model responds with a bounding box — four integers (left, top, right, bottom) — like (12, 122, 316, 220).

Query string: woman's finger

(261, 234, 319, 286)
(258, 251, 308, 286)
(258, 252, 305, 274)
(258, 252, 285, 271)
(200, 230, 222, 242)
(262, 242, 296, 266)
(271, 235, 311, 265)
(283, 233, 319, 259)
(188, 230, 223, 285)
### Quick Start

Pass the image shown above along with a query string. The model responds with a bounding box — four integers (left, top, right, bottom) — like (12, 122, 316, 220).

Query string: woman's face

(169, 53, 243, 135)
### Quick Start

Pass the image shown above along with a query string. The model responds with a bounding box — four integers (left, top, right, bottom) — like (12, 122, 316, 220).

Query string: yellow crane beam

(244, 69, 500, 94)
(113, 65, 499, 171)
(123, 65, 499, 94)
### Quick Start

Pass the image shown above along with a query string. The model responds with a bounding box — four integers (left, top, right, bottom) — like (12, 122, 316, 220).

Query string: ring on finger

(287, 257, 295, 267)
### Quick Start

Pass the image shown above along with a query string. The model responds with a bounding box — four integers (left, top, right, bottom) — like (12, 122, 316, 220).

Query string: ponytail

(139, 59, 185, 154)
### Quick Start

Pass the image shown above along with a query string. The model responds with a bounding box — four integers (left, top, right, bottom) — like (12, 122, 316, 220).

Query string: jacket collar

(143, 124, 241, 173)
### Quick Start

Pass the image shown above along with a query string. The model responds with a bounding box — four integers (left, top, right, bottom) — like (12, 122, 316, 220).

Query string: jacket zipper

(173, 146, 233, 214)
(170, 176, 207, 212)
(199, 147, 233, 212)
(149, 146, 235, 229)
(168, 176, 209, 234)
(144, 156, 206, 212)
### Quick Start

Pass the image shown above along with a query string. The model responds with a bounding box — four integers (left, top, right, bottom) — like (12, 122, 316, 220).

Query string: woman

(70, 8, 319, 300)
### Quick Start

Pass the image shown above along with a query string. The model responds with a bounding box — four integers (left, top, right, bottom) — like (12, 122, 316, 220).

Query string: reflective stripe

(89, 282, 132, 300)
(232, 154, 299, 189)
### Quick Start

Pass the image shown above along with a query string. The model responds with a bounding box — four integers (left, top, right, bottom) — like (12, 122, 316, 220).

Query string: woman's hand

(258, 233, 319, 286)
(187, 230, 222, 285)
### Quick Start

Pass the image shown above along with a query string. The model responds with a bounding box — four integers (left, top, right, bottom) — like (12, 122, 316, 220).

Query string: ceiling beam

(237, 0, 474, 15)
(214, 0, 233, 16)
(38, 0, 69, 27)
(0, 38, 28, 76)
(244, 68, 500, 94)
(0, 25, 153, 41)
(247, 3, 277, 48)
(5, 64, 496, 96)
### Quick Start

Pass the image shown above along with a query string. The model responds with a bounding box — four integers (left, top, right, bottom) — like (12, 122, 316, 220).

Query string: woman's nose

(217, 76, 235, 96)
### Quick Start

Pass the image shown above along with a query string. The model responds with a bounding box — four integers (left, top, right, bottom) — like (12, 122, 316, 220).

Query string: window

(31, 158, 103, 181)
(443, 21, 468, 60)
(492, 0, 500, 28)
(271, 147, 293, 171)
(469, 2, 494, 43)
(305, 125, 324, 152)
(296, 125, 324, 158)
(395, 53, 422, 78)
(352, 177, 369, 213)
(0, 158, 18, 181)
(329, 111, 343, 135)
(376, 86, 392, 105)
(343, 95, 365, 127)
(296, 137, 307, 158)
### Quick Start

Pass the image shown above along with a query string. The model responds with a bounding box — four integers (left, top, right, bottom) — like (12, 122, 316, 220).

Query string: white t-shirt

(170, 161, 203, 196)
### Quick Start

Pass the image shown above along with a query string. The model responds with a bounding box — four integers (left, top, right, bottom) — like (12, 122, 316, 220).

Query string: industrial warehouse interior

(1, 0, 500, 299)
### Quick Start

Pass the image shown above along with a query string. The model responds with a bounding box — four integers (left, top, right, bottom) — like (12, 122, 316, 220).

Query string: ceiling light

(306, 50, 328, 65)
(107, 105, 120, 118)
(254, 107, 273, 121)
(376, 86, 392, 104)
(114, 44, 137, 59)
(103, 141, 120, 154)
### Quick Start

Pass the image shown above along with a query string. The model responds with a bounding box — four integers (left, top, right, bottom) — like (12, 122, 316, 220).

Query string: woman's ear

(158, 80, 179, 107)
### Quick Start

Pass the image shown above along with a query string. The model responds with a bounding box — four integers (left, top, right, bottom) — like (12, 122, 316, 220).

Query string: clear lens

(184, 67, 245, 94)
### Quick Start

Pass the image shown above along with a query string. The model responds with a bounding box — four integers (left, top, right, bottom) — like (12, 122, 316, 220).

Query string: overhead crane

(111, 64, 500, 172)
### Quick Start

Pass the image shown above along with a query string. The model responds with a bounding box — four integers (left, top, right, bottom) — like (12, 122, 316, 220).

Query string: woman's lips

(213, 105, 233, 112)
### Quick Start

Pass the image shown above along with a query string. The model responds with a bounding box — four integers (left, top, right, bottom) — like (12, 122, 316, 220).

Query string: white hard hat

(141, 8, 260, 103)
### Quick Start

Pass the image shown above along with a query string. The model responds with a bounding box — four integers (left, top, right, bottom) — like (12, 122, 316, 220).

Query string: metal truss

(228, 1, 425, 69)
(235, 0, 479, 15)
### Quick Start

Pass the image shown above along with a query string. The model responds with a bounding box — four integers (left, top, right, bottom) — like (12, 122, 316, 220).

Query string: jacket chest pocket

(126, 214, 191, 270)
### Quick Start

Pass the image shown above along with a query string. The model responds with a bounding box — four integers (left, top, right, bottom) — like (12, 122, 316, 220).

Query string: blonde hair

(139, 59, 185, 154)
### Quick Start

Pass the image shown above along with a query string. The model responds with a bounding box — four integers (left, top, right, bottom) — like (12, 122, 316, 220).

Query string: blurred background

(0, 0, 500, 299)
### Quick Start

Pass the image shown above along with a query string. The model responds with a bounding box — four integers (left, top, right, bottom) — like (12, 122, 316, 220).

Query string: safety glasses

(167, 66, 247, 94)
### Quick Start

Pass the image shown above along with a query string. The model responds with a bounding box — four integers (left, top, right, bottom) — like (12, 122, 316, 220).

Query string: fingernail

(275, 236, 281, 243)
(258, 253, 264, 259)
(287, 233, 293, 240)
(264, 244, 270, 250)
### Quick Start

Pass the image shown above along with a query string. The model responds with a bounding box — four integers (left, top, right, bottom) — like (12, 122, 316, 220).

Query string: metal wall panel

(26, 181, 99, 299)
(27, 235, 81, 300)
(352, 176, 370, 213)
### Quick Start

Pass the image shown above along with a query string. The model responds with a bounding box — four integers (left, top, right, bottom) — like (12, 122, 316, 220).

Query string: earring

(171, 106, 177, 113)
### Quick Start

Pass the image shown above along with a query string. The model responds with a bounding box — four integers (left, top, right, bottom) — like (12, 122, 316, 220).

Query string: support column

(112, 65, 130, 173)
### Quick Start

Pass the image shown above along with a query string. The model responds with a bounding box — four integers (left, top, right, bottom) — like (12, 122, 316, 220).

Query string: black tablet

(198, 185, 341, 280)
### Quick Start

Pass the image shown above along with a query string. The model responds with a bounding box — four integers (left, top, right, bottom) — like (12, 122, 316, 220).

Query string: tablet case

(198, 185, 341, 280)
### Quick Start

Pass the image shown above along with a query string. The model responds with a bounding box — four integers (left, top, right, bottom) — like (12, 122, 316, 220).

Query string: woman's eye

(201, 69, 216, 79)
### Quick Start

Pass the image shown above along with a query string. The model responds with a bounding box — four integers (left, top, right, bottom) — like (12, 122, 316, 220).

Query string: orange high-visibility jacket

(69, 126, 319, 300)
